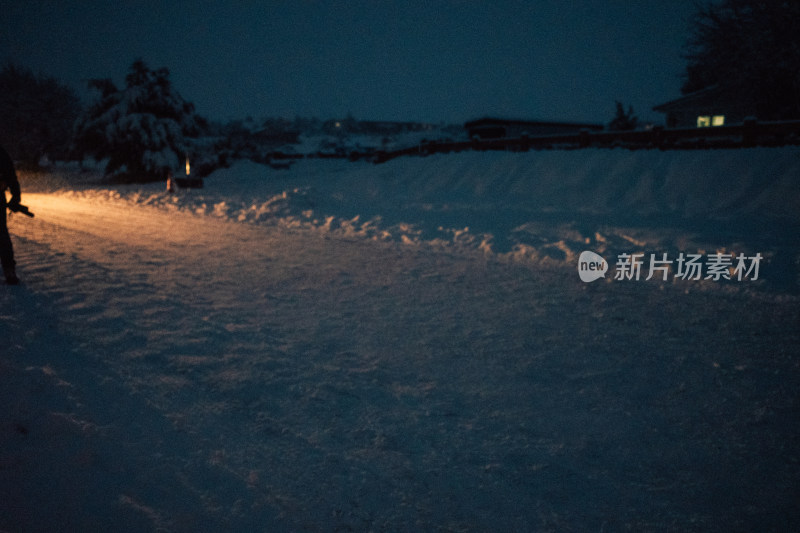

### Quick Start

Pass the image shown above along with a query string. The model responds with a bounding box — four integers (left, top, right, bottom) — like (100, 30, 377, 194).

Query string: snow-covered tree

(73, 59, 206, 179)
(0, 63, 81, 165)
(682, 0, 800, 120)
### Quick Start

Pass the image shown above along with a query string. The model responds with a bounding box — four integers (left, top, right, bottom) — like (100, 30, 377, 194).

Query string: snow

(2, 147, 799, 531)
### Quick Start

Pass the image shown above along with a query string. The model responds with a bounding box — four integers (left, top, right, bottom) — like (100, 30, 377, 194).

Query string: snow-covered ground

(2, 148, 799, 531)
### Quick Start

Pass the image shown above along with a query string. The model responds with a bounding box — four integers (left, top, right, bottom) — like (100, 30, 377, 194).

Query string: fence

(369, 118, 800, 164)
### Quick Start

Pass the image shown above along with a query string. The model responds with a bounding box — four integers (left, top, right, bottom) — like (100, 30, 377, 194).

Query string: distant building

(323, 119, 434, 136)
(464, 117, 604, 140)
(652, 86, 754, 129)
(359, 121, 435, 135)
(252, 128, 301, 145)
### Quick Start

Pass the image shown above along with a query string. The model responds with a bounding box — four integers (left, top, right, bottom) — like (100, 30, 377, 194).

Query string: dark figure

(0, 144, 21, 284)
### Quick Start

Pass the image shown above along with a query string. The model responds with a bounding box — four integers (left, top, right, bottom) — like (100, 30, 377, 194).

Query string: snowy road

(3, 187, 800, 531)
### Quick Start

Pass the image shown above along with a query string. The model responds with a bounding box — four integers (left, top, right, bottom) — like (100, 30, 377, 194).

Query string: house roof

(652, 86, 724, 112)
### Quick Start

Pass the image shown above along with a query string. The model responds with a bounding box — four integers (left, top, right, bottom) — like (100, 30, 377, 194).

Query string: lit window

(712, 115, 725, 126)
(697, 115, 711, 127)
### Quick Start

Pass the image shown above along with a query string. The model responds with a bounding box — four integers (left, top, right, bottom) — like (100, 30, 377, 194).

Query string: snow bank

(337, 147, 800, 221)
(26, 147, 799, 282)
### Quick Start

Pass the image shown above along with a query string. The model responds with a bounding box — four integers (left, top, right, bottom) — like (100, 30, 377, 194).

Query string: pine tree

(0, 63, 81, 165)
(682, 0, 800, 120)
(73, 59, 206, 180)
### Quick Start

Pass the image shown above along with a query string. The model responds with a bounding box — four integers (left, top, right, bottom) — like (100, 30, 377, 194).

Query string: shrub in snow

(72, 60, 207, 180)
(608, 101, 639, 131)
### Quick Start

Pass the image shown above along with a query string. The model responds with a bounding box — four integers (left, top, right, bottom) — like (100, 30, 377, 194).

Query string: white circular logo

(578, 251, 608, 282)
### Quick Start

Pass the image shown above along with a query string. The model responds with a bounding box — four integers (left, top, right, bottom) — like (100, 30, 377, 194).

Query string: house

(652, 86, 754, 129)
(252, 127, 301, 145)
(464, 117, 604, 140)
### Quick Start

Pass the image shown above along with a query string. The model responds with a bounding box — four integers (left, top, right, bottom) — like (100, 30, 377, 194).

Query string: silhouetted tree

(0, 63, 81, 165)
(608, 101, 638, 131)
(682, 0, 800, 120)
(73, 59, 206, 180)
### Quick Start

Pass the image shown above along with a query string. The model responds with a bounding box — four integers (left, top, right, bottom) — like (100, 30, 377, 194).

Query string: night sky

(2, 1, 696, 125)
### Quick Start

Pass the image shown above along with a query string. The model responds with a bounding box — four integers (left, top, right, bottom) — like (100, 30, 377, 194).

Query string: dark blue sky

(2, 1, 696, 125)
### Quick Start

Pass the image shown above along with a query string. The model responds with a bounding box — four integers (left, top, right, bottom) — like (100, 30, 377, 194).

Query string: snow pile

(3, 147, 800, 531)
(34, 147, 800, 281)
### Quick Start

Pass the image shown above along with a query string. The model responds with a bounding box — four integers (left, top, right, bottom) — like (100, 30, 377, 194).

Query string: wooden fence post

(579, 129, 591, 148)
(651, 125, 664, 148)
(742, 117, 758, 147)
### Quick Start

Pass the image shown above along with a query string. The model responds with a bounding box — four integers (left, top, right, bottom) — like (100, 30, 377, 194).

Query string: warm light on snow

(18, 192, 202, 247)
(20, 193, 73, 215)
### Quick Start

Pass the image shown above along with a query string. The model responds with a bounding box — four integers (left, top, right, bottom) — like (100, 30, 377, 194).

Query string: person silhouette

(0, 144, 22, 284)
